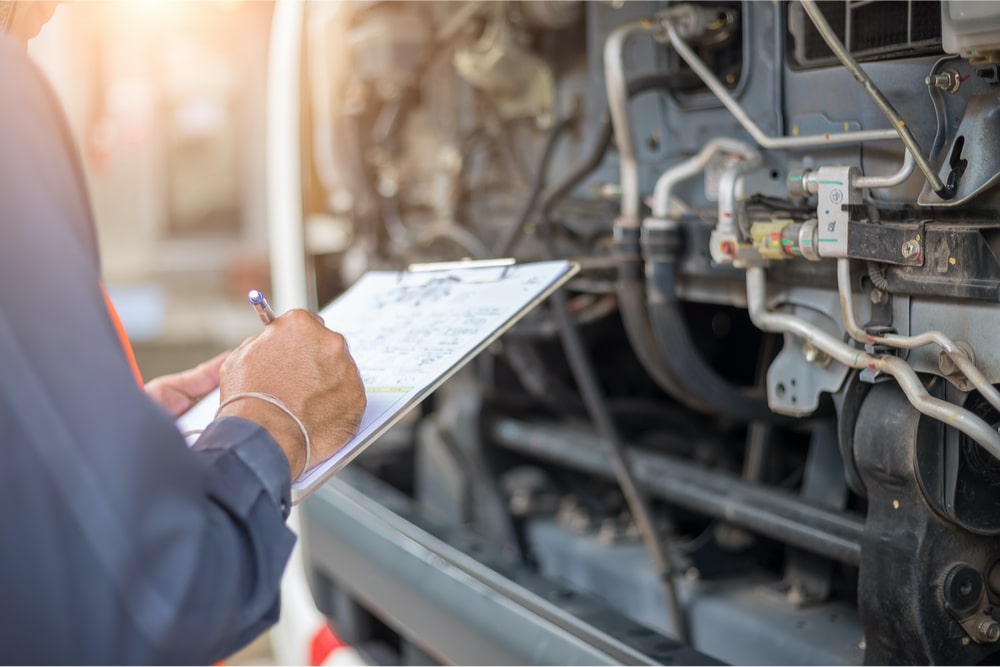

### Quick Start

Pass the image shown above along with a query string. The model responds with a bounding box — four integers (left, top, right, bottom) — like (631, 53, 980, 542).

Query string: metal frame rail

(300, 467, 719, 666)
(492, 418, 864, 566)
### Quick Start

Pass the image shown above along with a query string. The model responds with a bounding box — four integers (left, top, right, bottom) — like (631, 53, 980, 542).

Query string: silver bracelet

(215, 392, 312, 476)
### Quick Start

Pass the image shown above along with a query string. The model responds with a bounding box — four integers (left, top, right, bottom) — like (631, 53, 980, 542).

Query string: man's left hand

(145, 351, 230, 418)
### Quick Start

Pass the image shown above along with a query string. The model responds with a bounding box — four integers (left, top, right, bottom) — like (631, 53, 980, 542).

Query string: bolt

(870, 287, 888, 305)
(939, 342, 976, 377)
(802, 342, 833, 368)
(939, 350, 959, 376)
(925, 69, 962, 94)
(977, 618, 1000, 643)
(901, 239, 922, 260)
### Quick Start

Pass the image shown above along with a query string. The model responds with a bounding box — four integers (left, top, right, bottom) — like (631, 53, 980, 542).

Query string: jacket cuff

(193, 417, 293, 519)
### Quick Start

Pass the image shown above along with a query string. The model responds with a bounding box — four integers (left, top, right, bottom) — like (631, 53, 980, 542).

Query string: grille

(789, 0, 942, 69)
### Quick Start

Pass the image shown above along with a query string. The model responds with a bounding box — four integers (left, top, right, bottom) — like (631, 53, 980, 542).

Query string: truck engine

(288, 1, 1000, 663)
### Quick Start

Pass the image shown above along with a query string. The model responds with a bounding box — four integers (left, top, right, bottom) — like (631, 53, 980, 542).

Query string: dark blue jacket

(0, 33, 296, 664)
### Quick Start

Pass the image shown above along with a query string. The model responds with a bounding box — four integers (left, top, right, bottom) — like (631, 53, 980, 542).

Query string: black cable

(540, 214, 692, 644)
(537, 73, 694, 225)
(867, 262, 890, 292)
(862, 204, 890, 292)
(497, 114, 579, 257)
(536, 113, 691, 644)
(497, 73, 694, 258)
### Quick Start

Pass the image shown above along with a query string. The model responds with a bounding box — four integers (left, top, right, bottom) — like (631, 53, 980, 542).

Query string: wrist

(217, 397, 307, 479)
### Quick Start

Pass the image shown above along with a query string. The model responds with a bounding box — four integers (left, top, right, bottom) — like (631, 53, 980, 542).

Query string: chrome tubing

(854, 151, 915, 190)
(746, 266, 874, 369)
(879, 356, 1000, 460)
(663, 21, 899, 150)
(836, 259, 1000, 417)
(651, 137, 759, 218)
(717, 152, 761, 238)
(799, 0, 945, 195)
(747, 266, 1000, 459)
(604, 19, 659, 223)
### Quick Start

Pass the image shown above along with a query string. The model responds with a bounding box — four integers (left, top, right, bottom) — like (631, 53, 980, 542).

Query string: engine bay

(296, 2, 1000, 663)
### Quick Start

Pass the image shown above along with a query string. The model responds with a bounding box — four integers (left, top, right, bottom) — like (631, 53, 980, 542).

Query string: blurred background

(29, 3, 283, 660)
(29, 0, 276, 381)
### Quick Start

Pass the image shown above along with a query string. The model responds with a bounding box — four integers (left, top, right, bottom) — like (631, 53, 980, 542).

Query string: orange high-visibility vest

(101, 285, 143, 388)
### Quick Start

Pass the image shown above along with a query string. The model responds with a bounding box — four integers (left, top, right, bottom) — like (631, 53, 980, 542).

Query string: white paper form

(176, 259, 577, 502)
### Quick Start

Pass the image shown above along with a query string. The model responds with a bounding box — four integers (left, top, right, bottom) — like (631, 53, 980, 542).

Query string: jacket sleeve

(0, 34, 297, 664)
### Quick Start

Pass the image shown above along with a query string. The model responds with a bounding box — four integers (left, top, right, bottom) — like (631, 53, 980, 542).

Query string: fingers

(145, 350, 233, 418)
(200, 350, 231, 374)
(175, 351, 230, 398)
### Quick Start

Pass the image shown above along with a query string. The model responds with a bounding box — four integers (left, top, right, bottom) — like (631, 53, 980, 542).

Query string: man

(0, 3, 367, 663)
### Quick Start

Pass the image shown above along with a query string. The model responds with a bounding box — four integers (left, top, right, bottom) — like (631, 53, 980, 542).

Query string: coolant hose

(613, 223, 699, 404)
(641, 221, 781, 422)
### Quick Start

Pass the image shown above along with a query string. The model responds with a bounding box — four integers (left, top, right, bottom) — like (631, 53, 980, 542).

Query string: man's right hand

(216, 309, 367, 479)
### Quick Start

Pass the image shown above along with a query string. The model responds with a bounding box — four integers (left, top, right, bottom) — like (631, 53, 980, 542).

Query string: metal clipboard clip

(399, 257, 516, 286)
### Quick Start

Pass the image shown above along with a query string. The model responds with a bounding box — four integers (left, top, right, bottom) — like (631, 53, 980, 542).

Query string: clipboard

(176, 258, 579, 504)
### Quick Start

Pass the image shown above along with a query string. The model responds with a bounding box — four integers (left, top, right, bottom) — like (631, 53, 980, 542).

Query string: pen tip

(248, 289, 263, 305)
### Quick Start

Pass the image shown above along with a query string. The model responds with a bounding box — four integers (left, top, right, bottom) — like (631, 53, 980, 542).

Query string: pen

(248, 289, 276, 325)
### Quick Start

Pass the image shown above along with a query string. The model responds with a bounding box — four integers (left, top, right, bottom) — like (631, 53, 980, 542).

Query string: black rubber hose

(525, 72, 779, 420)
(614, 224, 695, 403)
(535, 112, 691, 644)
(643, 223, 778, 422)
(538, 73, 728, 404)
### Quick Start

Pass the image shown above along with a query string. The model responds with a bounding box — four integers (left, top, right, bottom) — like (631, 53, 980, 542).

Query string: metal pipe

(267, 0, 310, 311)
(748, 266, 1000, 459)
(266, 3, 331, 663)
(746, 267, 870, 369)
(492, 418, 864, 566)
(853, 151, 915, 190)
(651, 137, 759, 218)
(663, 22, 899, 149)
(879, 356, 1000, 460)
(836, 259, 1000, 419)
(604, 19, 659, 222)
(717, 153, 760, 238)
(799, 0, 945, 195)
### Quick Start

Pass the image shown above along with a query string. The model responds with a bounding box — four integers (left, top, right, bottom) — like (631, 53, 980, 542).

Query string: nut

(924, 69, 962, 94)
(977, 618, 1000, 643)
(939, 350, 959, 376)
(802, 342, 833, 368)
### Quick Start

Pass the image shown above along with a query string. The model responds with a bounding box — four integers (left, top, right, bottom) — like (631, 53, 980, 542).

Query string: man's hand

(216, 310, 367, 479)
(145, 351, 230, 419)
